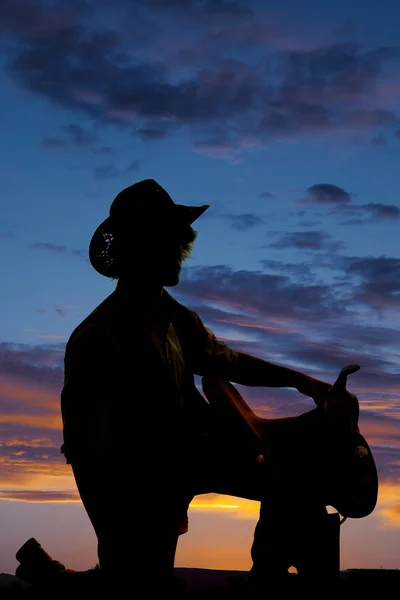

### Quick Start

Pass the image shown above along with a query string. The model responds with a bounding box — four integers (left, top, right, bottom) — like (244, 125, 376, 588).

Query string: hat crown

(109, 179, 174, 221)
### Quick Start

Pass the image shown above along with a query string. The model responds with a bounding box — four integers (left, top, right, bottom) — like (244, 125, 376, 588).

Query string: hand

(297, 375, 332, 408)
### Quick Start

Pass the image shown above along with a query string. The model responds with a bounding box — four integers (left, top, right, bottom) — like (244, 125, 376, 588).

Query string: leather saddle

(201, 364, 378, 520)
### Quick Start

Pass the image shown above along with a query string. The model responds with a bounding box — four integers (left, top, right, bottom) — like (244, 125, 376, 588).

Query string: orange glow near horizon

(0, 366, 399, 573)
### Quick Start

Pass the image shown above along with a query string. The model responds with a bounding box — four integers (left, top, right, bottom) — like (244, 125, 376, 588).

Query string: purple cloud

(336, 202, 400, 224)
(361, 203, 400, 219)
(1, 251, 400, 483)
(347, 256, 400, 311)
(1, 1, 398, 152)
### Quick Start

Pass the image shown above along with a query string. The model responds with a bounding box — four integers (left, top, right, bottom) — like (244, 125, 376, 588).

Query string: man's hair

(180, 225, 198, 261)
(108, 223, 198, 280)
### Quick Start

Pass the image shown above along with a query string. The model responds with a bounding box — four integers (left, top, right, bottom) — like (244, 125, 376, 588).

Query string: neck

(116, 276, 163, 305)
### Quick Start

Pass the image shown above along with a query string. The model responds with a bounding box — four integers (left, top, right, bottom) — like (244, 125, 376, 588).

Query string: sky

(0, 0, 399, 576)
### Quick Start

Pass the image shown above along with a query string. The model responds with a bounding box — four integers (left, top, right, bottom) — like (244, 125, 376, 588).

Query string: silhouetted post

(296, 511, 341, 596)
(325, 512, 341, 576)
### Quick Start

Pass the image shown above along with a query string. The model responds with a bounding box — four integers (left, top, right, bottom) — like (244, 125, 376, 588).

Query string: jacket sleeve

(61, 325, 117, 463)
(188, 310, 304, 389)
(187, 310, 241, 379)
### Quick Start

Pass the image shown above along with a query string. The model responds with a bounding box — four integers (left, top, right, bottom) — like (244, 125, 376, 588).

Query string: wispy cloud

(93, 163, 119, 180)
(30, 242, 87, 260)
(125, 159, 141, 174)
(40, 123, 113, 153)
(2, 0, 399, 159)
(223, 213, 265, 231)
(35, 305, 72, 319)
(0, 490, 80, 503)
(266, 230, 344, 252)
(258, 191, 276, 200)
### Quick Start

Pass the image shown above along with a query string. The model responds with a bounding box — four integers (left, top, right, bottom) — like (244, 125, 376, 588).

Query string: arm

(188, 310, 331, 405)
(61, 325, 117, 463)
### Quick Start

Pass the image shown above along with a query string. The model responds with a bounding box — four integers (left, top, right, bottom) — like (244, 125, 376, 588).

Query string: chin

(163, 275, 180, 287)
(163, 266, 181, 287)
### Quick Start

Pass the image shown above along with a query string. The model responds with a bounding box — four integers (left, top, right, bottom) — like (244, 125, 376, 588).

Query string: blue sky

(0, 0, 399, 575)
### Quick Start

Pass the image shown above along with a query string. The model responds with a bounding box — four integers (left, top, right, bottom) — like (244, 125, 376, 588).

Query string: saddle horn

(325, 364, 360, 436)
(331, 364, 360, 392)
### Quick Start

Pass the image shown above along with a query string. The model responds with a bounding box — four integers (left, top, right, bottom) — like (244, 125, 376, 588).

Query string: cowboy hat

(89, 179, 209, 277)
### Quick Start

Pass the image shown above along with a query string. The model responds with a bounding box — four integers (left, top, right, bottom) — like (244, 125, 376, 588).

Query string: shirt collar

(113, 280, 176, 322)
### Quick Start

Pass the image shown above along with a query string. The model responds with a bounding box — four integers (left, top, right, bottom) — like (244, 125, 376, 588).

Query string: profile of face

(158, 220, 198, 286)
(115, 218, 198, 286)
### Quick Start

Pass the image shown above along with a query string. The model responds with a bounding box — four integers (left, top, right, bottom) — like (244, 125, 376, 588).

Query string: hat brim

(89, 203, 209, 277)
(174, 203, 210, 224)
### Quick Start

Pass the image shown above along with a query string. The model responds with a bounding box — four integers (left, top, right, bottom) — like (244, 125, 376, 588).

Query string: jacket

(60, 285, 243, 467)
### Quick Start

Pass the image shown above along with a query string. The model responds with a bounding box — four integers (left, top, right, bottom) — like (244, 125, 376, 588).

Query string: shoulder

(65, 292, 117, 355)
(163, 290, 203, 328)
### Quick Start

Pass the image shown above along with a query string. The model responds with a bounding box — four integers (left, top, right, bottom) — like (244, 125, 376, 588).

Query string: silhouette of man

(60, 179, 332, 593)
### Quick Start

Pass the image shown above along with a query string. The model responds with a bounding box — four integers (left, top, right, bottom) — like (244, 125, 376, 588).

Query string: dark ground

(1, 567, 399, 599)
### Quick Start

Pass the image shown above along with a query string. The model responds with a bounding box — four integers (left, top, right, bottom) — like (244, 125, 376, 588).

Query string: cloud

(35, 305, 72, 318)
(0, 342, 64, 386)
(40, 123, 114, 155)
(134, 0, 254, 21)
(376, 481, 400, 527)
(125, 159, 141, 173)
(0, 490, 80, 503)
(178, 264, 348, 325)
(30, 242, 88, 260)
(93, 163, 119, 180)
(267, 230, 344, 252)
(360, 203, 400, 219)
(199, 0, 253, 18)
(175, 261, 400, 488)
(346, 256, 400, 311)
(54, 305, 68, 318)
(0, 341, 72, 494)
(1, 1, 399, 154)
(30, 242, 68, 254)
(224, 213, 265, 231)
(259, 259, 315, 282)
(0, 0, 73, 39)
(371, 134, 388, 146)
(306, 183, 353, 204)
(137, 128, 169, 141)
(258, 191, 276, 200)
(296, 184, 400, 224)
(0, 231, 13, 239)
(337, 202, 400, 225)
(1, 250, 400, 497)
(177, 258, 400, 367)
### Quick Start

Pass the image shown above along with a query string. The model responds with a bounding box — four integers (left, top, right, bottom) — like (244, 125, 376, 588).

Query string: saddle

(201, 364, 378, 520)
